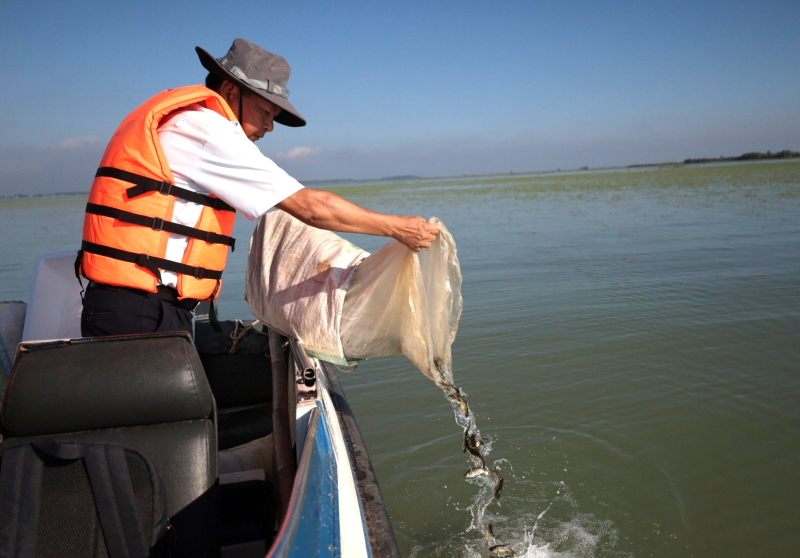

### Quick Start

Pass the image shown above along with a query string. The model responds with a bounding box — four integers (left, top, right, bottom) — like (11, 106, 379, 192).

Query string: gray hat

(196, 38, 306, 127)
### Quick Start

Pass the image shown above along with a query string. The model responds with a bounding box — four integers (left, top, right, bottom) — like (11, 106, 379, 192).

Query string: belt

(87, 282, 201, 311)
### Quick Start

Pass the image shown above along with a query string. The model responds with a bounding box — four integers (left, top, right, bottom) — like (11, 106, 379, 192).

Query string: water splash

(532, 504, 552, 541)
(430, 372, 623, 558)
(408, 502, 620, 558)
(437, 377, 517, 552)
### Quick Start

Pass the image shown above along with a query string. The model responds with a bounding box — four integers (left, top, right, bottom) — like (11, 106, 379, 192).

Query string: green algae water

(2, 160, 799, 557)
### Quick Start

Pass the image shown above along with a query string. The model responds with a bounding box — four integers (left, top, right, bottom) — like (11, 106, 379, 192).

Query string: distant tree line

(0, 191, 88, 200)
(684, 150, 800, 164)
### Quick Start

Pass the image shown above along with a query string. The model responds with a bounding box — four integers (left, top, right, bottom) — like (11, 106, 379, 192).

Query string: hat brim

(196, 46, 306, 128)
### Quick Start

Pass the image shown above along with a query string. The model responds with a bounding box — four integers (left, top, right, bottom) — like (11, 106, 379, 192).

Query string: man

(78, 38, 439, 337)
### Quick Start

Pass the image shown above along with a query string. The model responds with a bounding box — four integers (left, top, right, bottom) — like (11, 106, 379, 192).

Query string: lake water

(2, 161, 799, 557)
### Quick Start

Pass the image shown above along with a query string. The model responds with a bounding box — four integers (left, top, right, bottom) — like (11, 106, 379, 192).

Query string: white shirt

(156, 103, 304, 288)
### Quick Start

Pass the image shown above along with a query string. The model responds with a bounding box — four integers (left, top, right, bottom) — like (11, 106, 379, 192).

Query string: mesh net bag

(245, 211, 462, 385)
(339, 218, 461, 383)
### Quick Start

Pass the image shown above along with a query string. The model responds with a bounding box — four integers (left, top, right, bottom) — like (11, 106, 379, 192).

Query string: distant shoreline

(0, 190, 90, 200)
(2, 150, 798, 200)
(628, 149, 800, 168)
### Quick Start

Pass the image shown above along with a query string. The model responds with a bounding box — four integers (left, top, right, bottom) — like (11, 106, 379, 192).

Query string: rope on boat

(228, 319, 268, 354)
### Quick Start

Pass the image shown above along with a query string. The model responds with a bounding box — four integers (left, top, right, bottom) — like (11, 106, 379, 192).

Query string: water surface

(2, 161, 798, 557)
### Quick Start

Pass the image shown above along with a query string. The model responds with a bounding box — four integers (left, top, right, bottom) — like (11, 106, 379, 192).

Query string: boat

(0, 253, 401, 558)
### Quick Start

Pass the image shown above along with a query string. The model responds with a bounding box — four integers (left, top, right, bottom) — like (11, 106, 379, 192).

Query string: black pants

(81, 283, 194, 338)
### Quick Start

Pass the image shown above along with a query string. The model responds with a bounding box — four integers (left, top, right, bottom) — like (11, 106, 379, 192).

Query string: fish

(489, 544, 515, 557)
(446, 390, 470, 418)
(464, 466, 490, 478)
(458, 397, 470, 418)
(493, 469, 504, 500)
(467, 432, 483, 452)
(462, 430, 485, 465)
(466, 441, 485, 465)
(483, 523, 495, 542)
(439, 379, 455, 391)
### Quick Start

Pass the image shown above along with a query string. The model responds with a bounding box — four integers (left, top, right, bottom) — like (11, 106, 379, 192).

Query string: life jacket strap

(74, 250, 86, 301)
(85, 203, 236, 251)
(81, 241, 223, 284)
(96, 167, 236, 212)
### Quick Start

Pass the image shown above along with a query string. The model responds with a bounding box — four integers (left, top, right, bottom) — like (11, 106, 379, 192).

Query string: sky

(1, 0, 799, 195)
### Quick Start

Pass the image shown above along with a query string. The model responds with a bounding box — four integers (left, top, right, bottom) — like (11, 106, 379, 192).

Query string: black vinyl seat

(0, 333, 219, 558)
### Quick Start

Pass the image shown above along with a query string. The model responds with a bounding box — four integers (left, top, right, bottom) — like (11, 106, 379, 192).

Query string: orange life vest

(79, 85, 238, 300)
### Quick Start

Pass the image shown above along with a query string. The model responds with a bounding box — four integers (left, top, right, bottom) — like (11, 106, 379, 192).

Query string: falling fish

(465, 443, 484, 466)
(464, 466, 490, 478)
(489, 544, 515, 557)
(493, 469, 504, 500)
(447, 392, 470, 418)
(458, 398, 470, 418)
(467, 431, 483, 452)
(483, 523, 495, 542)
(462, 430, 486, 466)
(464, 428, 483, 459)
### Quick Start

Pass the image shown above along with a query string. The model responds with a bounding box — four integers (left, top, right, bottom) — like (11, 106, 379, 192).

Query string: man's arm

(275, 188, 440, 252)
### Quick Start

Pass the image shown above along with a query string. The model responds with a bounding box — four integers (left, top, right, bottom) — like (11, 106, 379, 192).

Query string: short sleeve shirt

(156, 103, 304, 288)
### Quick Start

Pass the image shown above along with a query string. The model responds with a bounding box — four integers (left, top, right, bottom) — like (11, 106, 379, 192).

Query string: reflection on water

(2, 161, 799, 557)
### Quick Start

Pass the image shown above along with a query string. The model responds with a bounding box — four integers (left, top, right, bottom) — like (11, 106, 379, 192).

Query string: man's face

(240, 92, 282, 142)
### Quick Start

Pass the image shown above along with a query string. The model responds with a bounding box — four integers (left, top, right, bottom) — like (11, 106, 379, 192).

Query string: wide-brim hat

(196, 38, 306, 127)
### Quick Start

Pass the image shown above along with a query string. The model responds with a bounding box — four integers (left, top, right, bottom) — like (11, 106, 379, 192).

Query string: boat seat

(0, 333, 219, 558)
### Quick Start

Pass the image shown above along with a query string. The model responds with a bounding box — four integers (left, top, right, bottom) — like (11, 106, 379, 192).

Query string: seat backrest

(0, 333, 218, 558)
(0, 438, 169, 558)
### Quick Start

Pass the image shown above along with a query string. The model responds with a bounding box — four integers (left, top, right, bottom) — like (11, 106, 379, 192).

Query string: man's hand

(390, 216, 440, 252)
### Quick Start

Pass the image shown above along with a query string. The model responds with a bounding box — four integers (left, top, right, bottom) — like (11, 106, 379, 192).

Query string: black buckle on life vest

(152, 217, 164, 232)
(98, 166, 236, 212)
(135, 253, 153, 269)
(134, 252, 163, 283)
(200, 231, 235, 251)
(81, 241, 222, 283)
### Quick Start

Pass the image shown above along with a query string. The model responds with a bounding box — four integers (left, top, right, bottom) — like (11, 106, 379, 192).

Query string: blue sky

(1, 0, 799, 195)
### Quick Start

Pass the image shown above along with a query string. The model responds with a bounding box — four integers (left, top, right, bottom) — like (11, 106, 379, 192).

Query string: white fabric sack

(246, 210, 368, 364)
(246, 210, 462, 385)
